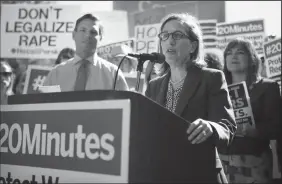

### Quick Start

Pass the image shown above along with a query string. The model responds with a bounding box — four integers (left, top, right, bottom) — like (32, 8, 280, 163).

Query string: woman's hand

(187, 118, 213, 144)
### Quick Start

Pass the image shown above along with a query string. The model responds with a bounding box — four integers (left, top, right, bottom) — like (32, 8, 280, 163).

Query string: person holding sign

(44, 13, 128, 91)
(220, 38, 281, 183)
(145, 13, 236, 183)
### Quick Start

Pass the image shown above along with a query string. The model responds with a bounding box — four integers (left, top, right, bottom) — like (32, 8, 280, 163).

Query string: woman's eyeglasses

(158, 31, 192, 41)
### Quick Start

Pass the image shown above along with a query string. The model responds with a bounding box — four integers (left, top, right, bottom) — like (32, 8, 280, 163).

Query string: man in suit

(44, 13, 128, 91)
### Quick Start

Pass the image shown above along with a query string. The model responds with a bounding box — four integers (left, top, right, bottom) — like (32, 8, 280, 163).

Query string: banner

(263, 37, 281, 79)
(228, 81, 255, 137)
(199, 19, 217, 49)
(134, 23, 161, 54)
(217, 19, 265, 55)
(97, 40, 134, 63)
(0, 4, 81, 59)
(0, 100, 131, 183)
(23, 65, 52, 94)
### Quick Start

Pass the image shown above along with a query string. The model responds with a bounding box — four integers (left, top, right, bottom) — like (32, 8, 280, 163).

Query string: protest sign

(228, 81, 255, 137)
(128, 6, 165, 37)
(0, 4, 81, 59)
(23, 65, 52, 94)
(217, 19, 265, 55)
(134, 23, 161, 54)
(199, 19, 218, 49)
(125, 1, 213, 37)
(0, 99, 131, 183)
(93, 11, 129, 46)
(263, 37, 281, 79)
(97, 40, 134, 63)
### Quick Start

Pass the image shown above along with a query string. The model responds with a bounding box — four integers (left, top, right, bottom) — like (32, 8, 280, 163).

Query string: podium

(7, 90, 217, 183)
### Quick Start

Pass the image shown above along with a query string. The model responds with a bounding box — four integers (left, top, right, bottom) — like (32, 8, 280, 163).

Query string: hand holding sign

(228, 81, 255, 137)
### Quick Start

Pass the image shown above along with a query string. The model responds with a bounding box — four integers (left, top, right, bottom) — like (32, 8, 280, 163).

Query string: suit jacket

(145, 65, 236, 183)
(228, 78, 282, 155)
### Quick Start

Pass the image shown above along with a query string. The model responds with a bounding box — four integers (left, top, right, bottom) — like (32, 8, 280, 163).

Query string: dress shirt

(43, 53, 129, 92)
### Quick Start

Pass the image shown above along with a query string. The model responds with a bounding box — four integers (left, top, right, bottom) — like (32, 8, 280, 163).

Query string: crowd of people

(1, 12, 281, 183)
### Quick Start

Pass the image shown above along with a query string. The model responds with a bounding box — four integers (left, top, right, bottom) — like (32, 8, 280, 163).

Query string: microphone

(128, 52, 165, 63)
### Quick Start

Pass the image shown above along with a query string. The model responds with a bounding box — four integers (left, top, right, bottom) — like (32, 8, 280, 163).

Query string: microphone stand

(134, 57, 146, 92)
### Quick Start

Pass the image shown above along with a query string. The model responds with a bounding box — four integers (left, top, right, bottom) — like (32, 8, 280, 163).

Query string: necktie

(74, 60, 89, 91)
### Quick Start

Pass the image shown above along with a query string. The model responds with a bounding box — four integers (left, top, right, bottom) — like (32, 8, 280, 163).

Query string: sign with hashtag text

(263, 37, 281, 79)
(23, 65, 53, 94)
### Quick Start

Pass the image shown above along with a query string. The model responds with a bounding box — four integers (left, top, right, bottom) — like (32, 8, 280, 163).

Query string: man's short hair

(74, 13, 104, 40)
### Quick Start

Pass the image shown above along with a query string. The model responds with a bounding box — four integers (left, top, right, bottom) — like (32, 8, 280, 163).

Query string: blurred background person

(220, 38, 281, 183)
(145, 13, 236, 183)
(111, 44, 137, 74)
(260, 56, 268, 78)
(55, 47, 75, 66)
(1, 61, 14, 104)
(120, 57, 136, 73)
(112, 55, 137, 74)
(12, 70, 27, 95)
(204, 52, 224, 71)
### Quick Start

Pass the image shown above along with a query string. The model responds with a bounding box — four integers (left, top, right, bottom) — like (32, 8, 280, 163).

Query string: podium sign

(0, 100, 131, 183)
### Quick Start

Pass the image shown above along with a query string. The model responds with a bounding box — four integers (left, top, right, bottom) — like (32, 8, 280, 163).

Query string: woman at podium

(145, 13, 236, 183)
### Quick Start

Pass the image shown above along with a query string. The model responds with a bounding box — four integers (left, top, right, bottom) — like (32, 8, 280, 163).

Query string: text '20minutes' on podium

(1, 90, 217, 183)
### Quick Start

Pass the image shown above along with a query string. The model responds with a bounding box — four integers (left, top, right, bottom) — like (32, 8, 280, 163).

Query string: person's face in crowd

(15, 73, 26, 94)
(73, 18, 100, 57)
(0, 66, 12, 92)
(260, 62, 267, 77)
(160, 19, 197, 68)
(60, 57, 70, 63)
(225, 44, 249, 74)
(121, 58, 133, 73)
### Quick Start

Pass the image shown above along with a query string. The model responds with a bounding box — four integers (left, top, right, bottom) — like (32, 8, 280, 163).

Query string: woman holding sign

(145, 13, 236, 183)
(220, 38, 281, 183)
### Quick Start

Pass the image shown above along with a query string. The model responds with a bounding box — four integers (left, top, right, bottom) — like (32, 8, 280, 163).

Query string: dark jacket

(228, 78, 281, 155)
(145, 65, 236, 183)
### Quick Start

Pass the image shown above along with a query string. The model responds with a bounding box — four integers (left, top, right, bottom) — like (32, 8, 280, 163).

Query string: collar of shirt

(73, 53, 99, 66)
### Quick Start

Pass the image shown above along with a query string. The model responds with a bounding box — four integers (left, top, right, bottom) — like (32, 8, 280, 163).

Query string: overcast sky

(57, 1, 281, 37)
